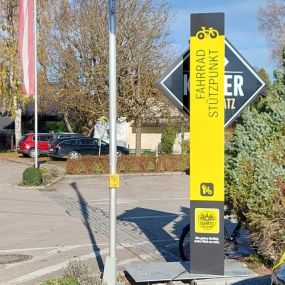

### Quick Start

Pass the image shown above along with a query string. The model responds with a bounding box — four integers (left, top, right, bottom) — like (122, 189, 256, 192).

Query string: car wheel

(116, 150, 123, 157)
(28, 148, 39, 158)
(68, 151, 81, 160)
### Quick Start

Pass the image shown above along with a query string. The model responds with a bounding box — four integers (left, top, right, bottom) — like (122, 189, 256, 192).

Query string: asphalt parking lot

(0, 159, 270, 285)
(0, 159, 189, 284)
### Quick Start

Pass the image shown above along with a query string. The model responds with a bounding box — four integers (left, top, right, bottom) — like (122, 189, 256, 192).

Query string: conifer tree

(225, 51, 285, 260)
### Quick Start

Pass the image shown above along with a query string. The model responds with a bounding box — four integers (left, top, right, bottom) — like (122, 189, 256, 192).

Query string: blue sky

(167, 0, 274, 78)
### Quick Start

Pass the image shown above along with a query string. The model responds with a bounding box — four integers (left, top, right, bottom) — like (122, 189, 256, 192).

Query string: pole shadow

(70, 182, 104, 272)
(118, 206, 190, 262)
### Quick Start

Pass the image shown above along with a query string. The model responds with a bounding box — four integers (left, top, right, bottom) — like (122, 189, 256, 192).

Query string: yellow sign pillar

(190, 13, 225, 275)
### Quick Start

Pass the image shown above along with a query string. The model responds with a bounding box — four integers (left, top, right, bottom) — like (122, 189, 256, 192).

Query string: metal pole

(34, 0, 38, 168)
(103, 1, 117, 284)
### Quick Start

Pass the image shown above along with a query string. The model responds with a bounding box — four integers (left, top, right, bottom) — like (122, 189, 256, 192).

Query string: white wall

(126, 122, 189, 153)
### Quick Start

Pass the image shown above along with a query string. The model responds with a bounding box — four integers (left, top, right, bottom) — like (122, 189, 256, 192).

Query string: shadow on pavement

(233, 275, 271, 285)
(118, 206, 189, 262)
(70, 182, 104, 272)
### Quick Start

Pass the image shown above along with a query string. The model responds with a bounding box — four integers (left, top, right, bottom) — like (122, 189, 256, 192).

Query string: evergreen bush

(225, 61, 285, 260)
(182, 139, 190, 155)
(23, 167, 43, 186)
(160, 126, 178, 154)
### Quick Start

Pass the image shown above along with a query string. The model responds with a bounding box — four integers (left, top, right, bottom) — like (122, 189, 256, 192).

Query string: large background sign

(190, 12, 225, 275)
(157, 40, 265, 127)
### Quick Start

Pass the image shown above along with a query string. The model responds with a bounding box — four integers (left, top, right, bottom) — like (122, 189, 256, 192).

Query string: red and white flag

(18, 0, 35, 95)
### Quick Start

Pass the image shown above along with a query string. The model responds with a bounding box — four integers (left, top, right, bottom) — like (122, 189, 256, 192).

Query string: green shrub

(182, 139, 190, 155)
(160, 126, 178, 154)
(225, 67, 285, 260)
(41, 277, 79, 285)
(23, 167, 43, 186)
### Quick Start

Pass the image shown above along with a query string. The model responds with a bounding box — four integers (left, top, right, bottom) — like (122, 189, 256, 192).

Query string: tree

(37, 0, 109, 135)
(258, 0, 285, 64)
(225, 51, 285, 260)
(257, 67, 271, 87)
(116, 0, 172, 156)
(38, 0, 173, 155)
(0, 0, 26, 147)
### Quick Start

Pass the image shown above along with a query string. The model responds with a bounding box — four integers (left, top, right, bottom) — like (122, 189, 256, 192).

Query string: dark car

(48, 132, 84, 149)
(17, 133, 53, 158)
(48, 137, 129, 159)
(272, 252, 285, 285)
(51, 132, 83, 141)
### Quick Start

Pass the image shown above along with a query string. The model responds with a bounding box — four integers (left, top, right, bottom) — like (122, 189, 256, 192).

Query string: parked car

(48, 132, 84, 148)
(272, 252, 285, 285)
(50, 132, 83, 142)
(48, 137, 129, 159)
(17, 133, 53, 158)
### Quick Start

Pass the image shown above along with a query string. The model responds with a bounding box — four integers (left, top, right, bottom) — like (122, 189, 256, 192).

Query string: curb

(0, 157, 33, 166)
(14, 172, 187, 189)
(15, 175, 65, 190)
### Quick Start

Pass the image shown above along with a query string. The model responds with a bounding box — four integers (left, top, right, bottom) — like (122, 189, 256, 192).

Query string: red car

(17, 133, 53, 158)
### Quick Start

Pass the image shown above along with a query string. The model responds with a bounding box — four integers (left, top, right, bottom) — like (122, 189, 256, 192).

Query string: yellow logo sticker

(196, 26, 219, 40)
(109, 174, 120, 188)
(195, 208, 220, 234)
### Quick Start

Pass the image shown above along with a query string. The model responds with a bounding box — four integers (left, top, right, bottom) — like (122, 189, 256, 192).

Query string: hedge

(66, 155, 189, 175)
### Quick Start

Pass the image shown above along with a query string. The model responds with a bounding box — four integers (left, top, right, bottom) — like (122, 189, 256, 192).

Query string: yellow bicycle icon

(196, 26, 219, 39)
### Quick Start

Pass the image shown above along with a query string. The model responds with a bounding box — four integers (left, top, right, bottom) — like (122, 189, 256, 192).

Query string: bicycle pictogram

(196, 26, 219, 40)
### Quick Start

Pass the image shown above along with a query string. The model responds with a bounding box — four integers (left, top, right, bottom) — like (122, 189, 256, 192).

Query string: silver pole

(103, 0, 117, 284)
(34, 0, 38, 168)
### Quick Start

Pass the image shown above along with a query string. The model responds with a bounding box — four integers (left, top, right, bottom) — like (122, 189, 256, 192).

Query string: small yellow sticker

(109, 174, 120, 188)
(195, 208, 220, 234)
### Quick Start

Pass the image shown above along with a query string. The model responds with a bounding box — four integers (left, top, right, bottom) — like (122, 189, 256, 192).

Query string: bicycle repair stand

(124, 259, 258, 284)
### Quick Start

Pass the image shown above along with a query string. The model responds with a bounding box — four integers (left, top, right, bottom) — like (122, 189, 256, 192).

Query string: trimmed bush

(66, 155, 189, 174)
(160, 126, 178, 154)
(23, 167, 43, 186)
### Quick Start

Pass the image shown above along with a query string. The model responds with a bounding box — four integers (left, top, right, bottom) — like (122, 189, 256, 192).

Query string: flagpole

(34, 0, 38, 168)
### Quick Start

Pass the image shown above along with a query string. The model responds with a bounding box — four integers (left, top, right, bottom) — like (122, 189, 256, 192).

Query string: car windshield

(19, 135, 28, 142)
(100, 140, 108, 146)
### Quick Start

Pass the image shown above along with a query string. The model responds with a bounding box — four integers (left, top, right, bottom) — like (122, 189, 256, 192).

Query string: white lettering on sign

(184, 73, 244, 98)
(225, 74, 244, 97)
(225, 98, 235, 109)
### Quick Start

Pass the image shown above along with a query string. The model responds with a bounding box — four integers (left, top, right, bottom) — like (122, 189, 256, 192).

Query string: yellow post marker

(109, 174, 120, 188)
(189, 13, 225, 275)
(190, 27, 225, 203)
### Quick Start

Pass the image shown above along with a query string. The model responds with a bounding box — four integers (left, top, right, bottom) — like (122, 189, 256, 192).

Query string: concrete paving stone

(192, 275, 271, 285)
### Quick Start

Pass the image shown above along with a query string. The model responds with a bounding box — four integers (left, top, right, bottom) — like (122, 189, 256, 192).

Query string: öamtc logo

(195, 208, 220, 234)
